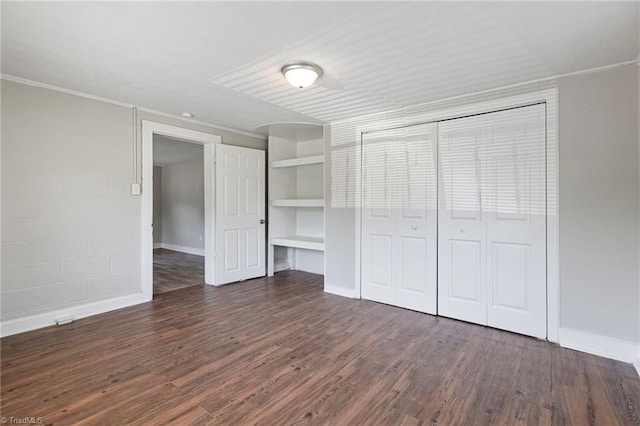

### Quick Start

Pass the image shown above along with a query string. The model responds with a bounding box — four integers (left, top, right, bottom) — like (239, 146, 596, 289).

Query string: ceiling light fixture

(181, 112, 194, 118)
(281, 62, 323, 89)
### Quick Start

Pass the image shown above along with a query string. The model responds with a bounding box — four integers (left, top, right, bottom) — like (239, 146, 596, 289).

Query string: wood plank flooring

(2, 271, 640, 425)
(153, 248, 204, 294)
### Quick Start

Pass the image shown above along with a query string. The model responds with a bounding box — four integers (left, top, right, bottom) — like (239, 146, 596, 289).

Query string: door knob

(260, 219, 266, 224)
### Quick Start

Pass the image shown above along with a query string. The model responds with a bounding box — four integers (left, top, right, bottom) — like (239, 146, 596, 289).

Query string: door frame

(141, 120, 221, 300)
(354, 88, 559, 342)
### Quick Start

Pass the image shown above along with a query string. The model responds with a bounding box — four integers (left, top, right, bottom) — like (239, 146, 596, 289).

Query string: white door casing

(215, 144, 266, 285)
(437, 104, 547, 338)
(361, 123, 438, 314)
(141, 121, 221, 299)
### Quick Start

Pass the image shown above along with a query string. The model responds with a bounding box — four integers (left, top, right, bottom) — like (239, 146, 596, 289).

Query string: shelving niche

(265, 123, 324, 276)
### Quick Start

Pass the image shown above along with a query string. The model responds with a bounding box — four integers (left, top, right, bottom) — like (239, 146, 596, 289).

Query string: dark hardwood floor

(153, 248, 204, 294)
(2, 271, 639, 425)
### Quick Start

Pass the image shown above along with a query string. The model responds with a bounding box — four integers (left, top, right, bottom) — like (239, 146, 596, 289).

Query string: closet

(360, 103, 547, 338)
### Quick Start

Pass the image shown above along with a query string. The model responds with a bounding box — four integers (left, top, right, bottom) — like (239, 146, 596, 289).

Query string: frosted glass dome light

(281, 62, 323, 89)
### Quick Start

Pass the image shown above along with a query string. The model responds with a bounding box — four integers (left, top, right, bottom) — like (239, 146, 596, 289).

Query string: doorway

(141, 121, 220, 300)
(152, 135, 205, 294)
(141, 121, 267, 299)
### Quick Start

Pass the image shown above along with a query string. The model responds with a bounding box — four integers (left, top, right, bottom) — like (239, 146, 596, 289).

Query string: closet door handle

(260, 219, 266, 224)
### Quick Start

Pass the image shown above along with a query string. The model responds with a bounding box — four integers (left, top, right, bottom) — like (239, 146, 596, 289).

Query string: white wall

(0, 79, 266, 333)
(160, 156, 204, 253)
(325, 65, 640, 349)
(557, 65, 639, 343)
(152, 166, 162, 245)
(1, 81, 141, 320)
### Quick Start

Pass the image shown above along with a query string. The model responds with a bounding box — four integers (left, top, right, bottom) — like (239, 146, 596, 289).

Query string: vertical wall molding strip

(133, 106, 138, 184)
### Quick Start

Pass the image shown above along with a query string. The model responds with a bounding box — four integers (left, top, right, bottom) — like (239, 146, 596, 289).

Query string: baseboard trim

(559, 327, 640, 366)
(293, 267, 325, 276)
(324, 285, 357, 299)
(153, 243, 162, 249)
(0, 293, 150, 338)
(634, 358, 640, 377)
(157, 243, 204, 256)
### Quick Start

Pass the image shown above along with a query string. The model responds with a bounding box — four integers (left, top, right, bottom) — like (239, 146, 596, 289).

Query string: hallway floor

(153, 248, 204, 294)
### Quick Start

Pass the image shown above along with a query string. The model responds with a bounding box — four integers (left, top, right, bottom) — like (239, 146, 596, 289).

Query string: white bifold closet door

(438, 104, 546, 338)
(361, 123, 438, 314)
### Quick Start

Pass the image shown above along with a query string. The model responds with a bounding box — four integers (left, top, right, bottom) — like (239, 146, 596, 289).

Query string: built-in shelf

(266, 122, 325, 277)
(271, 154, 324, 168)
(271, 199, 324, 208)
(271, 236, 325, 251)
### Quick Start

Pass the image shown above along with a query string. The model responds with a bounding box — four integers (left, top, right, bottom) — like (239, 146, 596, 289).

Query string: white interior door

(361, 124, 438, 314)
(438, 104, 547, 338)
(215, 144, 266, 285)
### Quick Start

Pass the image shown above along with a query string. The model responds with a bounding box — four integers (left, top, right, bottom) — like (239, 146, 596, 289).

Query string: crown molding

(0, 74, 265, 140)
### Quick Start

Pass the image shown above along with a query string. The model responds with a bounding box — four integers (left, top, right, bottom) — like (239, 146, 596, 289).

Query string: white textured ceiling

(153, 135, 203, 167)
(2, 2, 638, 135)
